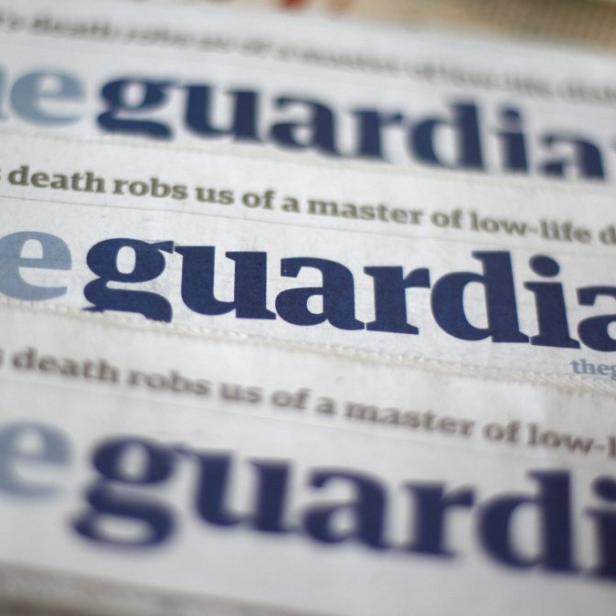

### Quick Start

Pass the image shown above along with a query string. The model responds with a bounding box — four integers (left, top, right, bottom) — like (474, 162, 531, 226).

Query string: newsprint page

(1, 1, 616, 614)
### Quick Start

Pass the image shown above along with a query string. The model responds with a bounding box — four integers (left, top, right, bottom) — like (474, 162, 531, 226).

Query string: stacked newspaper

(0, 0, 615, 614)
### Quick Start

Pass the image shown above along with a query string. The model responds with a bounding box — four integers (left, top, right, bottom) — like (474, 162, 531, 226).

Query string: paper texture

(1, 1, 616, 614)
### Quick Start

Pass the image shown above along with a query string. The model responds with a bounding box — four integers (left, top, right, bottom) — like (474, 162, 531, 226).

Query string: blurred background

(128, 0, 616, 51)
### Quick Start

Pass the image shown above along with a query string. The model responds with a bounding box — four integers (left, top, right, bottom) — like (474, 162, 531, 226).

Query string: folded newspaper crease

(1, 1, 616, 614)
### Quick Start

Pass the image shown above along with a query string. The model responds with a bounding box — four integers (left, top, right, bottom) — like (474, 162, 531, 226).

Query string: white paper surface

(1, 1, 616, 614)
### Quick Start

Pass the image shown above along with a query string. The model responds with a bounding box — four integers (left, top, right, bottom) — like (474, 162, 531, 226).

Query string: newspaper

(1, 0, 616, 614)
